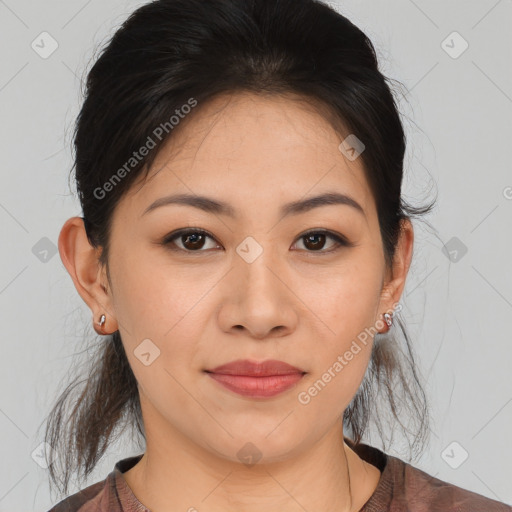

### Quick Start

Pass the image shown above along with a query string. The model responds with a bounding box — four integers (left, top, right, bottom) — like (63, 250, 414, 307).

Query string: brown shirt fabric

(48, 440, 512, 512)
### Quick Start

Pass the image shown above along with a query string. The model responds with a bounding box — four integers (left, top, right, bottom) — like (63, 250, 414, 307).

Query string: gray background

(1, 0, 511, 510)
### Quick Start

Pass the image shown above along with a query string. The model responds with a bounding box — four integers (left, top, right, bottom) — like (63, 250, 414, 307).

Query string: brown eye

(162, 229, 220, 252)
(161, 228, 352, 255)
(181, 232, 207, 250)
(303, 233, 328, 251)
(293, 230, 351, 253)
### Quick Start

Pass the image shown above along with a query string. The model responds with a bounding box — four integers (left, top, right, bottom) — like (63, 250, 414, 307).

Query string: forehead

(123, 92, 375, 223)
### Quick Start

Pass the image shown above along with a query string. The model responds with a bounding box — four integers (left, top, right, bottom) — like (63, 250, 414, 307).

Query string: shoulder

(382, 452, 512, 512)
(46, 454, 144, 512)
(397, 459, 512, 511)
(346, 439, 512, 512)
(46, 478, 108, 512)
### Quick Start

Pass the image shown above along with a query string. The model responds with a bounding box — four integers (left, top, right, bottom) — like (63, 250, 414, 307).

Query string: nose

(217, 245, 298, 340)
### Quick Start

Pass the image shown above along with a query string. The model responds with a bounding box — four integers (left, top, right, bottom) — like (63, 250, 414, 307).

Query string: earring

(97, 313, 106, 332)
(382, 311, 393, 332)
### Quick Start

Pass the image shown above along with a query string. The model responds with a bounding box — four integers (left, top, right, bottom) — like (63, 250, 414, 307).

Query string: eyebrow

(141, 192, 365, 219)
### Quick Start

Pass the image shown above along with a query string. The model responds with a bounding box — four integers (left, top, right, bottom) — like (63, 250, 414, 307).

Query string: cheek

(110, 242, 210, 338)
(108, 251, 213, 403)
(299, 258, 381, 400)
(304, 256, 382, 341)
(298, 312, 375, 419)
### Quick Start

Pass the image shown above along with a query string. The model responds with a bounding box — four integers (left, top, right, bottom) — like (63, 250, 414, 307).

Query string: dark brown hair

(42, 0, 438, 498)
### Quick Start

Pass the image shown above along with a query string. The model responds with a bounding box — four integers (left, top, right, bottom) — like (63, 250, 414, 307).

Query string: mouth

(205, 358, 306, 376)
(204, 359, 306, 398)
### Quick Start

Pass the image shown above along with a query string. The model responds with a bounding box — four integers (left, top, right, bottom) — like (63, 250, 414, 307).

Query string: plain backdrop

(0, 0, 511, 510)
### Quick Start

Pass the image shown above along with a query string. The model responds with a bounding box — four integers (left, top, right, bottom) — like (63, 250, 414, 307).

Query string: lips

(205, 359, 306, 377)
(204, 359, 307, 398)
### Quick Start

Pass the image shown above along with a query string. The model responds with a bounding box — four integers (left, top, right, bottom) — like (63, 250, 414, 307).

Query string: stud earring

(94, 313, 107, 335)
(382, 311, 393, 332)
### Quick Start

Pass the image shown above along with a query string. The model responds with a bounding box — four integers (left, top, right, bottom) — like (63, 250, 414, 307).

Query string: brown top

(48, 440, 512, 512)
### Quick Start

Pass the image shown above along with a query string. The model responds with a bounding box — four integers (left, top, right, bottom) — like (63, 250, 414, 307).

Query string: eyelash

(160, 228, 354, 255)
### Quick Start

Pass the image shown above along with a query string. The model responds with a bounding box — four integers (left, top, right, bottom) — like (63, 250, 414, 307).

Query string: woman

(45, 0, 512, 510)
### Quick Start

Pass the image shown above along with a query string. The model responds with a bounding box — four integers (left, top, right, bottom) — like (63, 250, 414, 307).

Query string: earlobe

(58, 216, 117, 332)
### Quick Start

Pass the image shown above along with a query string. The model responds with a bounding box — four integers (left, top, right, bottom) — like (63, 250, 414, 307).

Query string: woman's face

(93, 92, 411, 462)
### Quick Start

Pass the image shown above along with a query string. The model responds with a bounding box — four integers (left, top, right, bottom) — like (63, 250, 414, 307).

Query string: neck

(122, 412, 380, 512)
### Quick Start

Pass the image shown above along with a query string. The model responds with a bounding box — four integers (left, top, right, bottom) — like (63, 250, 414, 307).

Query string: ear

(376, 218, 414, 331)
(58, 217, 118, 335)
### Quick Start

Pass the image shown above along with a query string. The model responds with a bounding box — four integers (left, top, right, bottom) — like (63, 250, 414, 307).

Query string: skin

(58, 91, 414, 512)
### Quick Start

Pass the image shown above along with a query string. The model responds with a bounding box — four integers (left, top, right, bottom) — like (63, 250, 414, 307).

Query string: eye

(161, 228, 353, 254)
(291, 229, 352, 253)
(162, 228, 220, 252)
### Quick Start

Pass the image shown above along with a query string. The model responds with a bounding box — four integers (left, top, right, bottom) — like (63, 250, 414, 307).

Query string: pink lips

(205, 359, 306, 398)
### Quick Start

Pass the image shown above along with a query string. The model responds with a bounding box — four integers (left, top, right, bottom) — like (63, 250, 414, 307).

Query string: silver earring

(383, 312, 393, 327)
(98, 314, 106, 328)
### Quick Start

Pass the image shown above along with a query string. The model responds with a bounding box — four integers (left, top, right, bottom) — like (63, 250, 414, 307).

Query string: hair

(43, 0, 439, 498)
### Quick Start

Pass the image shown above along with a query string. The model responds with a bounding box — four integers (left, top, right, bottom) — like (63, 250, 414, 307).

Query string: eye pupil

(183, 233, 205, 250)
(304, 233, 326, 250)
